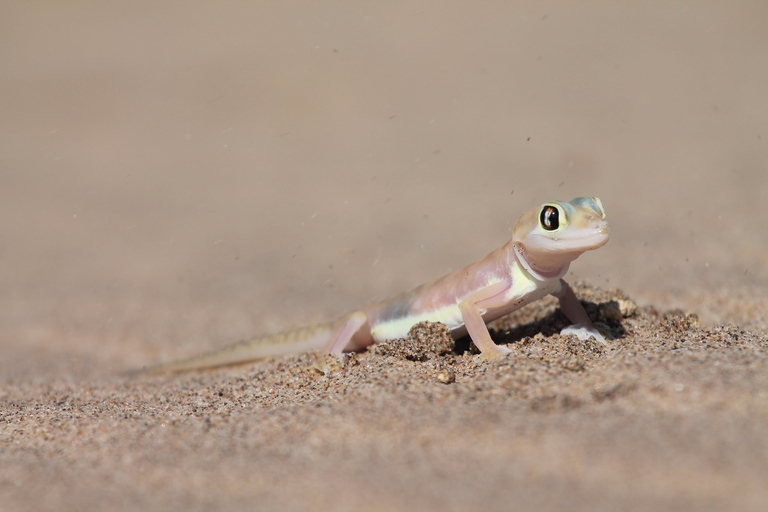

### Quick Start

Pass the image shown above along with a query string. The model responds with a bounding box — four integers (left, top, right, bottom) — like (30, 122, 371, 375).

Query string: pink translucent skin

(356, 242, 519, 356)
(325, 197, 610, 360)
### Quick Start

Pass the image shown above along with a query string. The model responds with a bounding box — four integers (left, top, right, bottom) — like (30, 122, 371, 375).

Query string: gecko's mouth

(534, 221, 610, 254)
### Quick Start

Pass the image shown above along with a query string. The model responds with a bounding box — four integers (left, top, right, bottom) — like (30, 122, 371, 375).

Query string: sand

(1, 2, 768, 511)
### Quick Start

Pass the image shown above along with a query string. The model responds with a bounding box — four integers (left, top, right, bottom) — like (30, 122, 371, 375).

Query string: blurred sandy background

(1, 2, 767, 510)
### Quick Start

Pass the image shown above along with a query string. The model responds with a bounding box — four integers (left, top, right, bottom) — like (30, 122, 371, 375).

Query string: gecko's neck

(513, 242, 570, 281)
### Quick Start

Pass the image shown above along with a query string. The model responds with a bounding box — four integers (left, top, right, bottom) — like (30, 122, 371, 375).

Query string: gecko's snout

(570, 197, 606, 219)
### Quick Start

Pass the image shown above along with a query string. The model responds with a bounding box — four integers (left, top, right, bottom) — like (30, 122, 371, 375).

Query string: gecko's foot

(560, 324, 607, 346)
(480, 344, 512, 362)
(313, 353, 346, 375)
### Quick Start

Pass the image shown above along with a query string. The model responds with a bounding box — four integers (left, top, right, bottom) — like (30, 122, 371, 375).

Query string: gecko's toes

(313, 353, 346, 375)
(480, 344, 512, 362)
(560, 324, 607, 345)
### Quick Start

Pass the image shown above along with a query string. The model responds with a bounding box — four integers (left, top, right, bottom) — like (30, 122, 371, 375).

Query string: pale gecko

(147, 196, 609, 372)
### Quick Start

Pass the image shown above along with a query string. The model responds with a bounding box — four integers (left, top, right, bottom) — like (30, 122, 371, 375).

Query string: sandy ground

(1, 2, 768, 511)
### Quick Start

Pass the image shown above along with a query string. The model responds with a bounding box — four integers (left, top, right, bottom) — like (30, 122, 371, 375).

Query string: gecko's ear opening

(512, 207, 539, 243)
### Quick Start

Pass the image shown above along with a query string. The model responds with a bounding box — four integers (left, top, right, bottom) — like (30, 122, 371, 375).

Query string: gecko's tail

(138, 321, 337, 375)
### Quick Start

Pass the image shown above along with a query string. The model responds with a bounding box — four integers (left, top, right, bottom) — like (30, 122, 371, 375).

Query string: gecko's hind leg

(323, 311, 368, 356)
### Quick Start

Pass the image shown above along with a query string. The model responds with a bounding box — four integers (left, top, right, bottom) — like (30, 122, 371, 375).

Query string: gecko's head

(512, 197, 609, 278)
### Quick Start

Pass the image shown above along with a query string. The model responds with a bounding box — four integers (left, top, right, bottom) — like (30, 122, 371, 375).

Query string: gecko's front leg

(552, 279, 606, 345)
(458, 280, 513, 361)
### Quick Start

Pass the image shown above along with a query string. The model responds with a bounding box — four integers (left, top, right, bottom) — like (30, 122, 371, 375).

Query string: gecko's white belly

(369, 304, 465, 343)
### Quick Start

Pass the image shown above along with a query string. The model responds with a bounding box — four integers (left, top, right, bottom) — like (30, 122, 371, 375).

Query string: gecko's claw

(560, 323, 607, 346)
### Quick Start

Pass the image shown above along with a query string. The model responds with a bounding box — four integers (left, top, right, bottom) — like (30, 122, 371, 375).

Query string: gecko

(146, 196, 609, 373)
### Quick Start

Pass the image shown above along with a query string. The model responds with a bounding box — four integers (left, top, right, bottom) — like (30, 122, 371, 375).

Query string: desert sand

(1, 2, 767, 511)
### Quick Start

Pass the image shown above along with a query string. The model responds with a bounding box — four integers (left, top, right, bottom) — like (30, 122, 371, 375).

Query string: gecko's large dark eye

(540, 206, 559, 231)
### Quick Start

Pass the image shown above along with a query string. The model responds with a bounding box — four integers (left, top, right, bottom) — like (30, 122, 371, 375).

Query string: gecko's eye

(540, 205, 559, 231)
